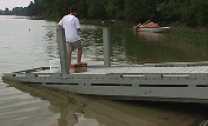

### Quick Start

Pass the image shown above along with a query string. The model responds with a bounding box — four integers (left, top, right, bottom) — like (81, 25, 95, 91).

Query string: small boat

(137, 27, 170, 33)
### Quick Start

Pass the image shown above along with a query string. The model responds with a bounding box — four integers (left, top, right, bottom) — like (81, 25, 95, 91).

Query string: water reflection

(73, 113, 101, 126)
(6, 81, 205, 126)
(111, 25, 208, 64)
(6, 82, 103, 126)
(137, 32, 165, 42)
(0, 84, 58, 126)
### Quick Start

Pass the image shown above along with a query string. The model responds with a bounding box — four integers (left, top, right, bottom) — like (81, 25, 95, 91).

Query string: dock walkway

(81, 65, 208, 74)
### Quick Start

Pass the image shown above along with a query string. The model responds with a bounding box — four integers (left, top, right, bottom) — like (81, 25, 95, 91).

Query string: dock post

(57, 26, 69, 74)
(103, 27, 112, 67)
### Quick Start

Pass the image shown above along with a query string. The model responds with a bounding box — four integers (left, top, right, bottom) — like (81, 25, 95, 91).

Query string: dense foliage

(2, 0, 208, 26)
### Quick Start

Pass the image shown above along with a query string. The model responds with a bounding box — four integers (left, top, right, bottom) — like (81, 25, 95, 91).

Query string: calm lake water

(0, 15, 208, 126)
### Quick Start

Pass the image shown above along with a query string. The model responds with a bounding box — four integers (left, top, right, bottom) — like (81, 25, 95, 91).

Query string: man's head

(69, 7, 77, 16)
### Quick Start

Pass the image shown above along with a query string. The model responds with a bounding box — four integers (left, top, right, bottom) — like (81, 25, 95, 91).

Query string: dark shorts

(66, 41, 81, 50)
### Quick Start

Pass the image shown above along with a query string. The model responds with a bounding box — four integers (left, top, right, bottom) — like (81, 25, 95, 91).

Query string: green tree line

(0, 8, 12, 15)
(10, 0, 208, 26)
(0, 1, 40, 16)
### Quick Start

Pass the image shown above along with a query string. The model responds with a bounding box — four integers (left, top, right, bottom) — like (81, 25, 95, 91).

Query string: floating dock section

(2, 26, 208, 103)
(3, 63, 208, 103)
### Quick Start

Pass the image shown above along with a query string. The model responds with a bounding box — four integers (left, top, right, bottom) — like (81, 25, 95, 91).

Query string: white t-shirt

(58, 14, 81, 43)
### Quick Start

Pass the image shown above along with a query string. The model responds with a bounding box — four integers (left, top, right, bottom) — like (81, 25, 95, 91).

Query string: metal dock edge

(2, 65, 208, 103)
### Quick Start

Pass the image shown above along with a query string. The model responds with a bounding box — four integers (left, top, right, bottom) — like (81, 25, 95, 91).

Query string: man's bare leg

(67, 46, 72, 68)
(77, 47, 82, 64)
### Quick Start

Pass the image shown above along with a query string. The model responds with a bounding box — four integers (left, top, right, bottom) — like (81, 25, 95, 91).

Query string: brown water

(0, 15, 208, 126)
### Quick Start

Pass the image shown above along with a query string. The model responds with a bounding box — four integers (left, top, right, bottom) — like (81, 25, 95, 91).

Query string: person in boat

(58, 7, 82, 69)
(136, 20, 160, 28)
(135, 20, 160, 32)
(144, 21, 160, 28)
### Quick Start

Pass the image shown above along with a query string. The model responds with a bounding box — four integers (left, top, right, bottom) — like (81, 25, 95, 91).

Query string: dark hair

(70, 7, 77, 13)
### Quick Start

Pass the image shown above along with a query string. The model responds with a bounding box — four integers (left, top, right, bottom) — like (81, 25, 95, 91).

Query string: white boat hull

(138, 27, 170, 33)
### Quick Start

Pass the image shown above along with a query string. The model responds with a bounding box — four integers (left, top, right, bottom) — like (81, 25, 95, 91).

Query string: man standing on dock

(58, 7, 82, 69)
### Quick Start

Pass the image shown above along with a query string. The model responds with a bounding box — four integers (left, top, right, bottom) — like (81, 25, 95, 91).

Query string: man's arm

(75, 18, 81, 35)
(58, 18, 63, 26)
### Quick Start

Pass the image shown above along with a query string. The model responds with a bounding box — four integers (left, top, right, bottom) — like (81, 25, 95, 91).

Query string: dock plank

(77, 66, 208, 74)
